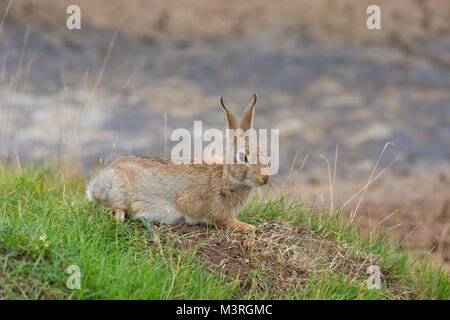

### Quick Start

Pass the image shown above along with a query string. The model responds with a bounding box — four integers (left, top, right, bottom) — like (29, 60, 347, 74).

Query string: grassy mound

(0, 165, 448, 299)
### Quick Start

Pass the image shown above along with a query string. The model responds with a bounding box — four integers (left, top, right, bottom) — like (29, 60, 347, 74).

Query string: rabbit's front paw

(219, 218, 255, 232)
(237, 222, 256, 232)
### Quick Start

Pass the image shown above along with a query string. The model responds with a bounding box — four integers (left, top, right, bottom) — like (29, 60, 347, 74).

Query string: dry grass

(132, 221, 407, 298)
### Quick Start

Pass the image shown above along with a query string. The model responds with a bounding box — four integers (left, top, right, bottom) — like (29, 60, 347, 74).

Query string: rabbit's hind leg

(113, 208, 126, 222)
(107, 169, 133, 222)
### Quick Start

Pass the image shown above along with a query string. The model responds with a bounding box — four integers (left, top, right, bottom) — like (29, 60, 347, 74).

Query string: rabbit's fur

(86, 95, 270, 231)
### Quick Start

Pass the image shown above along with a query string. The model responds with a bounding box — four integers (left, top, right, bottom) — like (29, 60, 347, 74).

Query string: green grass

(0, 164, 448, 299)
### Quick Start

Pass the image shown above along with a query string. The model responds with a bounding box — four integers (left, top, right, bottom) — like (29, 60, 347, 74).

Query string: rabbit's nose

(261, 175, 270, 185)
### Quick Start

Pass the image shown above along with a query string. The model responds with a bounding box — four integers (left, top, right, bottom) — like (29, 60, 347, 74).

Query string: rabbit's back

(87, 156, 213, 222)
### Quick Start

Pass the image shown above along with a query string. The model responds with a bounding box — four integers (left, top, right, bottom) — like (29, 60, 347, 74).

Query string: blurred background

(0, 0, 449, 266)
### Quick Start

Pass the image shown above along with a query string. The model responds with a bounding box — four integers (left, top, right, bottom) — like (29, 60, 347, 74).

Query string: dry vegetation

(146, 223, 385, 297)
(5, 0, 450, 43)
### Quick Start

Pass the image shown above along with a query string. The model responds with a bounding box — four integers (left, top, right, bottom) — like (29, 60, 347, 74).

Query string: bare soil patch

(289, 169, 450, 269)
(133, 222, 399, 297)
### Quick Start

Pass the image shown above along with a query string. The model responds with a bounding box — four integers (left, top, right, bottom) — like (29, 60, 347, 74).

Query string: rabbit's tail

(86, 183, 94, 202)
(85, 168, 116, 203)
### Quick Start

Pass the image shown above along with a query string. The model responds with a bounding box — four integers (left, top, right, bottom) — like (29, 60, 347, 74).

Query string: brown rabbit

(86, 95, 270, 231)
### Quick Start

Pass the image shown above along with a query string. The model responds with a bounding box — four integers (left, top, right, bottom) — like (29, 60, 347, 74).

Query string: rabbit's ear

(220, 96, 238, 129)
(240, 94, 257, 130)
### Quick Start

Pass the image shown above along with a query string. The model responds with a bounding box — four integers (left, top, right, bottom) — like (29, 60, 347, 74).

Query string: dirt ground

(134, 222, 402, 298)
(5, 0, 450, 43)
(285, 166, 450, 268)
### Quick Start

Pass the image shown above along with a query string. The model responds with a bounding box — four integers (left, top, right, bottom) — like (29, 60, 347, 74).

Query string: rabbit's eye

(238, 152, 248, 164)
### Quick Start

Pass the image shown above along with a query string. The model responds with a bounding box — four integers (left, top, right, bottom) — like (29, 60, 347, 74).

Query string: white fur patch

(135, 206, 184, 224)
(86, 187, 93, 202)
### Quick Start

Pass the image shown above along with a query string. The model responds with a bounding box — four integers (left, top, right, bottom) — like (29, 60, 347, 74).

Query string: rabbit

(86, 94, 270, 231)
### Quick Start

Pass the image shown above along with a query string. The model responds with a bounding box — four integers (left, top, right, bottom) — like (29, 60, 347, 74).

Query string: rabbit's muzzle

(260, 175, 270, 185)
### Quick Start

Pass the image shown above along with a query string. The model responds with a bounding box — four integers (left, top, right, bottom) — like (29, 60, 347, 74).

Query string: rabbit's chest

(219, 188, 252, 210)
